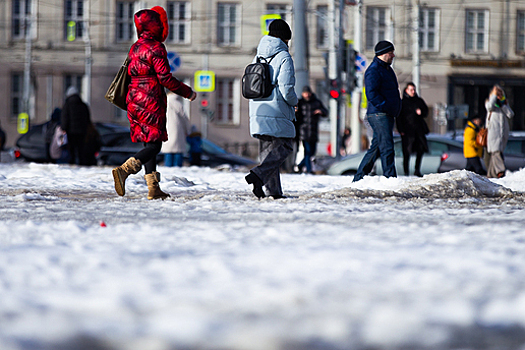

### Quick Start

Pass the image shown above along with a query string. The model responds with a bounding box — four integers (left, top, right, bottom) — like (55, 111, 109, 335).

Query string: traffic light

(67, 21, 76, 41)
(329, 79, 340, 99)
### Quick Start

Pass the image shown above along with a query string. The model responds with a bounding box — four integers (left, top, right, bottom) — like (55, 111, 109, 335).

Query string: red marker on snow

(100, 221, 107, 227)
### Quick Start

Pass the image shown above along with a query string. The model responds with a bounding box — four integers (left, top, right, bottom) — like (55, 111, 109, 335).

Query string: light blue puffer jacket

(249, 35, 298, 138)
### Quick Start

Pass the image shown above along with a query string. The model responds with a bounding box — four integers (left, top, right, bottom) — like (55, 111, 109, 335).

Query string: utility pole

(84, 0, 92, 105)
(327, 0, 339, 157)
(294, 0, 309, 96)
(412, 0, 420, 94)
(350, 0, 362, 155)
(23, 11, 33, 119)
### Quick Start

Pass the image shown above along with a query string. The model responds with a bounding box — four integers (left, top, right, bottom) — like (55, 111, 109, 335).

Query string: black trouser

(466, 157, 487, 175)
(134, 141, 162, 174)
(251, 135, 293, 196)
(67, 133, 86, 165)
(401, 135, 424, 175)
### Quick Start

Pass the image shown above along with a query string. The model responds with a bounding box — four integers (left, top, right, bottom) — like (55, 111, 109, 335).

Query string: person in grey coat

(485, 85, 514, 178)
(161, 91, 190, 167)
(245, 19, 298, 199)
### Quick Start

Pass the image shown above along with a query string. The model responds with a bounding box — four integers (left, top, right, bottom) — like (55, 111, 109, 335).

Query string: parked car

(14, 122, 129, 163)
(326, 135, 464, 176)
(15, 122, 256, 169)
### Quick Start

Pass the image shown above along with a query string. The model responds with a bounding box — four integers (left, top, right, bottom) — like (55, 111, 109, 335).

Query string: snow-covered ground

(1, 162, 525, 350)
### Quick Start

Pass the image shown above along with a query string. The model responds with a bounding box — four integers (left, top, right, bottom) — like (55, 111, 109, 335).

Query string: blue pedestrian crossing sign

(194, 71, 215, 92)
(356, 54, 367, 72)
(167, 51, 181, 72)
(260, 14, 281, 35)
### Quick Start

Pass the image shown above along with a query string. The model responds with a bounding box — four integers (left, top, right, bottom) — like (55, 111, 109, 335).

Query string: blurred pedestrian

(161, 92, 190, 167)
(463, 115, 486, 175)
(340, 127, 351, 156)
(186, 125, 202, 166)
(83, 121, 102, 166)
(112, 6, 196, 200)
(61, 86, 91, 165)
(0, 121, 6, 151)
(353, 41, 401, 182)
(245, 19, 298, 199)
(295, 85, 328, 174)
(485, 85, 514, 178)
(49, 124, 69, 163)
(396, 82, 429, 177)
(44, 108, 62, 162)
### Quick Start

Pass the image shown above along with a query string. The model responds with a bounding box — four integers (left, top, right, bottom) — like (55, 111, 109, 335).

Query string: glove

(495, 96, 506, 108)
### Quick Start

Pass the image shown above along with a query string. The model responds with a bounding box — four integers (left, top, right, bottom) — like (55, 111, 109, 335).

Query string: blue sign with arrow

(167, 51, 181, 72)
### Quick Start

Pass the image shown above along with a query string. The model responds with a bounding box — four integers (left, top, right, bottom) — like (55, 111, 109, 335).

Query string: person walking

(61, 86, 91, 165)
(353, 41, 401, 182)
(0, 121, 6, 152)
(396, 82, 429, 177)
(244, 19, 298, 199)
(463, 115, 486, 175)
(295, 85, 328, 174)
(112, 6, 196, 200)
(161, 92, 190, 167)
(186, 125, 202, 166)
(485, 85, 514, 178)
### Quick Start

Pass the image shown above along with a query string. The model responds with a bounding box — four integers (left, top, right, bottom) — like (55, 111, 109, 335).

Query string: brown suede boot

(144, 172, 170, 200)
(112, 157, 142, 196)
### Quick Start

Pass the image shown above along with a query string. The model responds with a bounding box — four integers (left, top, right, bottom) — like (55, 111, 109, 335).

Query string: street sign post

(260, 14, 281, 36)
(17, 113, 29, 134)
(167, 51, 181, 72)
(194, 71, 215, 92)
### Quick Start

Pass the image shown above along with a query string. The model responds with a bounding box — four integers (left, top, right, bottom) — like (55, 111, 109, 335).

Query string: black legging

(134, 141, 162, 174)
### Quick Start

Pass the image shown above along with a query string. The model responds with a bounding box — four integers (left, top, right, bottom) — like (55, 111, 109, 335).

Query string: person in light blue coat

(245, 19, 298, 199)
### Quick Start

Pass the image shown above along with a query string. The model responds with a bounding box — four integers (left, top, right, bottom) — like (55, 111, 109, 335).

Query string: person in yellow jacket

(463, 115, 486, 175)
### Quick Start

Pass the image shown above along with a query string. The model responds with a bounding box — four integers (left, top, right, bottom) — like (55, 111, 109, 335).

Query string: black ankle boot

(245, 172, 266, 199)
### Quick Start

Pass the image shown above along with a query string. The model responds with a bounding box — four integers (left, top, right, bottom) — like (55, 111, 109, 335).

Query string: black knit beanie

(374, 40, 395, 56)
(268, 19, 292, 41)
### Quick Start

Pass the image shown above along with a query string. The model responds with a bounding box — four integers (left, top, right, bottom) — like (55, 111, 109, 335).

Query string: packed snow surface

(1, 163, 525, 350)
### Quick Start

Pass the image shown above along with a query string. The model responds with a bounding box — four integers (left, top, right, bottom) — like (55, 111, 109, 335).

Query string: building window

(317, 5, 328, 49)
(64, 74, 83, 96)
(366, 7, 390, 51)
(419, 8, 439, 52)
(216, 78, 240, 125)
(266, 4, 288, 22)
(116, 1, 136, 42)
(64, 0, 85, 41)
(11, 73, 23, 119)
(12, 0, 32, 40)
(465, 9, 489, 53)
(217, 3, 239, 46)
(167, 1, 191, 44)
(518, 11, 525, 53)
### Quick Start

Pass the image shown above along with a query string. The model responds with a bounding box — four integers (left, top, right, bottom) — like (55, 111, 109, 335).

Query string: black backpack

(242, 53, 278, 99)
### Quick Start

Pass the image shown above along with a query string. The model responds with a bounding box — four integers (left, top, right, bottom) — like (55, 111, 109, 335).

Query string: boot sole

(148, 193, 170, 200)
(112, 168, 125, 196)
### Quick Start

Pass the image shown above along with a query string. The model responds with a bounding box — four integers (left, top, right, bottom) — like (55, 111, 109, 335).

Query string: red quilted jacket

(127, 7, 193, 143)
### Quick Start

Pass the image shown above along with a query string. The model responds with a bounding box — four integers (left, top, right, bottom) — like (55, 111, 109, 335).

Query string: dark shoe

(414, 170, 423, 177)
(270, 194, 287, 199)
(245, 172, 266, 199)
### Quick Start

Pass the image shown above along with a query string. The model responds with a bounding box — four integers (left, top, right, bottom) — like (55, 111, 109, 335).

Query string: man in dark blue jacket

(353, 40, 401, 182)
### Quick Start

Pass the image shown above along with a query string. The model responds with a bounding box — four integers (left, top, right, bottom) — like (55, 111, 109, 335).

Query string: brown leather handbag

(475, 112, 491, 147)
(105, 56, 131, 111)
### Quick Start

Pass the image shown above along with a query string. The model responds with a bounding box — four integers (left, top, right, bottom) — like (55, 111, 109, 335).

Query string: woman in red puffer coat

(112, 6, 196, 200)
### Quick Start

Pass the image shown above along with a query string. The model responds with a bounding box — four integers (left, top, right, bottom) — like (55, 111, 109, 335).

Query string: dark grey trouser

(252, 135, 294, 196)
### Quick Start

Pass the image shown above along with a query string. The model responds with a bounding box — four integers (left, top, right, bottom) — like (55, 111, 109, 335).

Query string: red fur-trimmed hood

(134, 7, 169, 42)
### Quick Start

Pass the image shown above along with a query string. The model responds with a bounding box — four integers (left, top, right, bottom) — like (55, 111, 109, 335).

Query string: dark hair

(268, 19, 292, 41)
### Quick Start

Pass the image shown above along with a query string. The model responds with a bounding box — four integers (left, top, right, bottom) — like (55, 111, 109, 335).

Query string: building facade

(1, 0, 525, 155)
